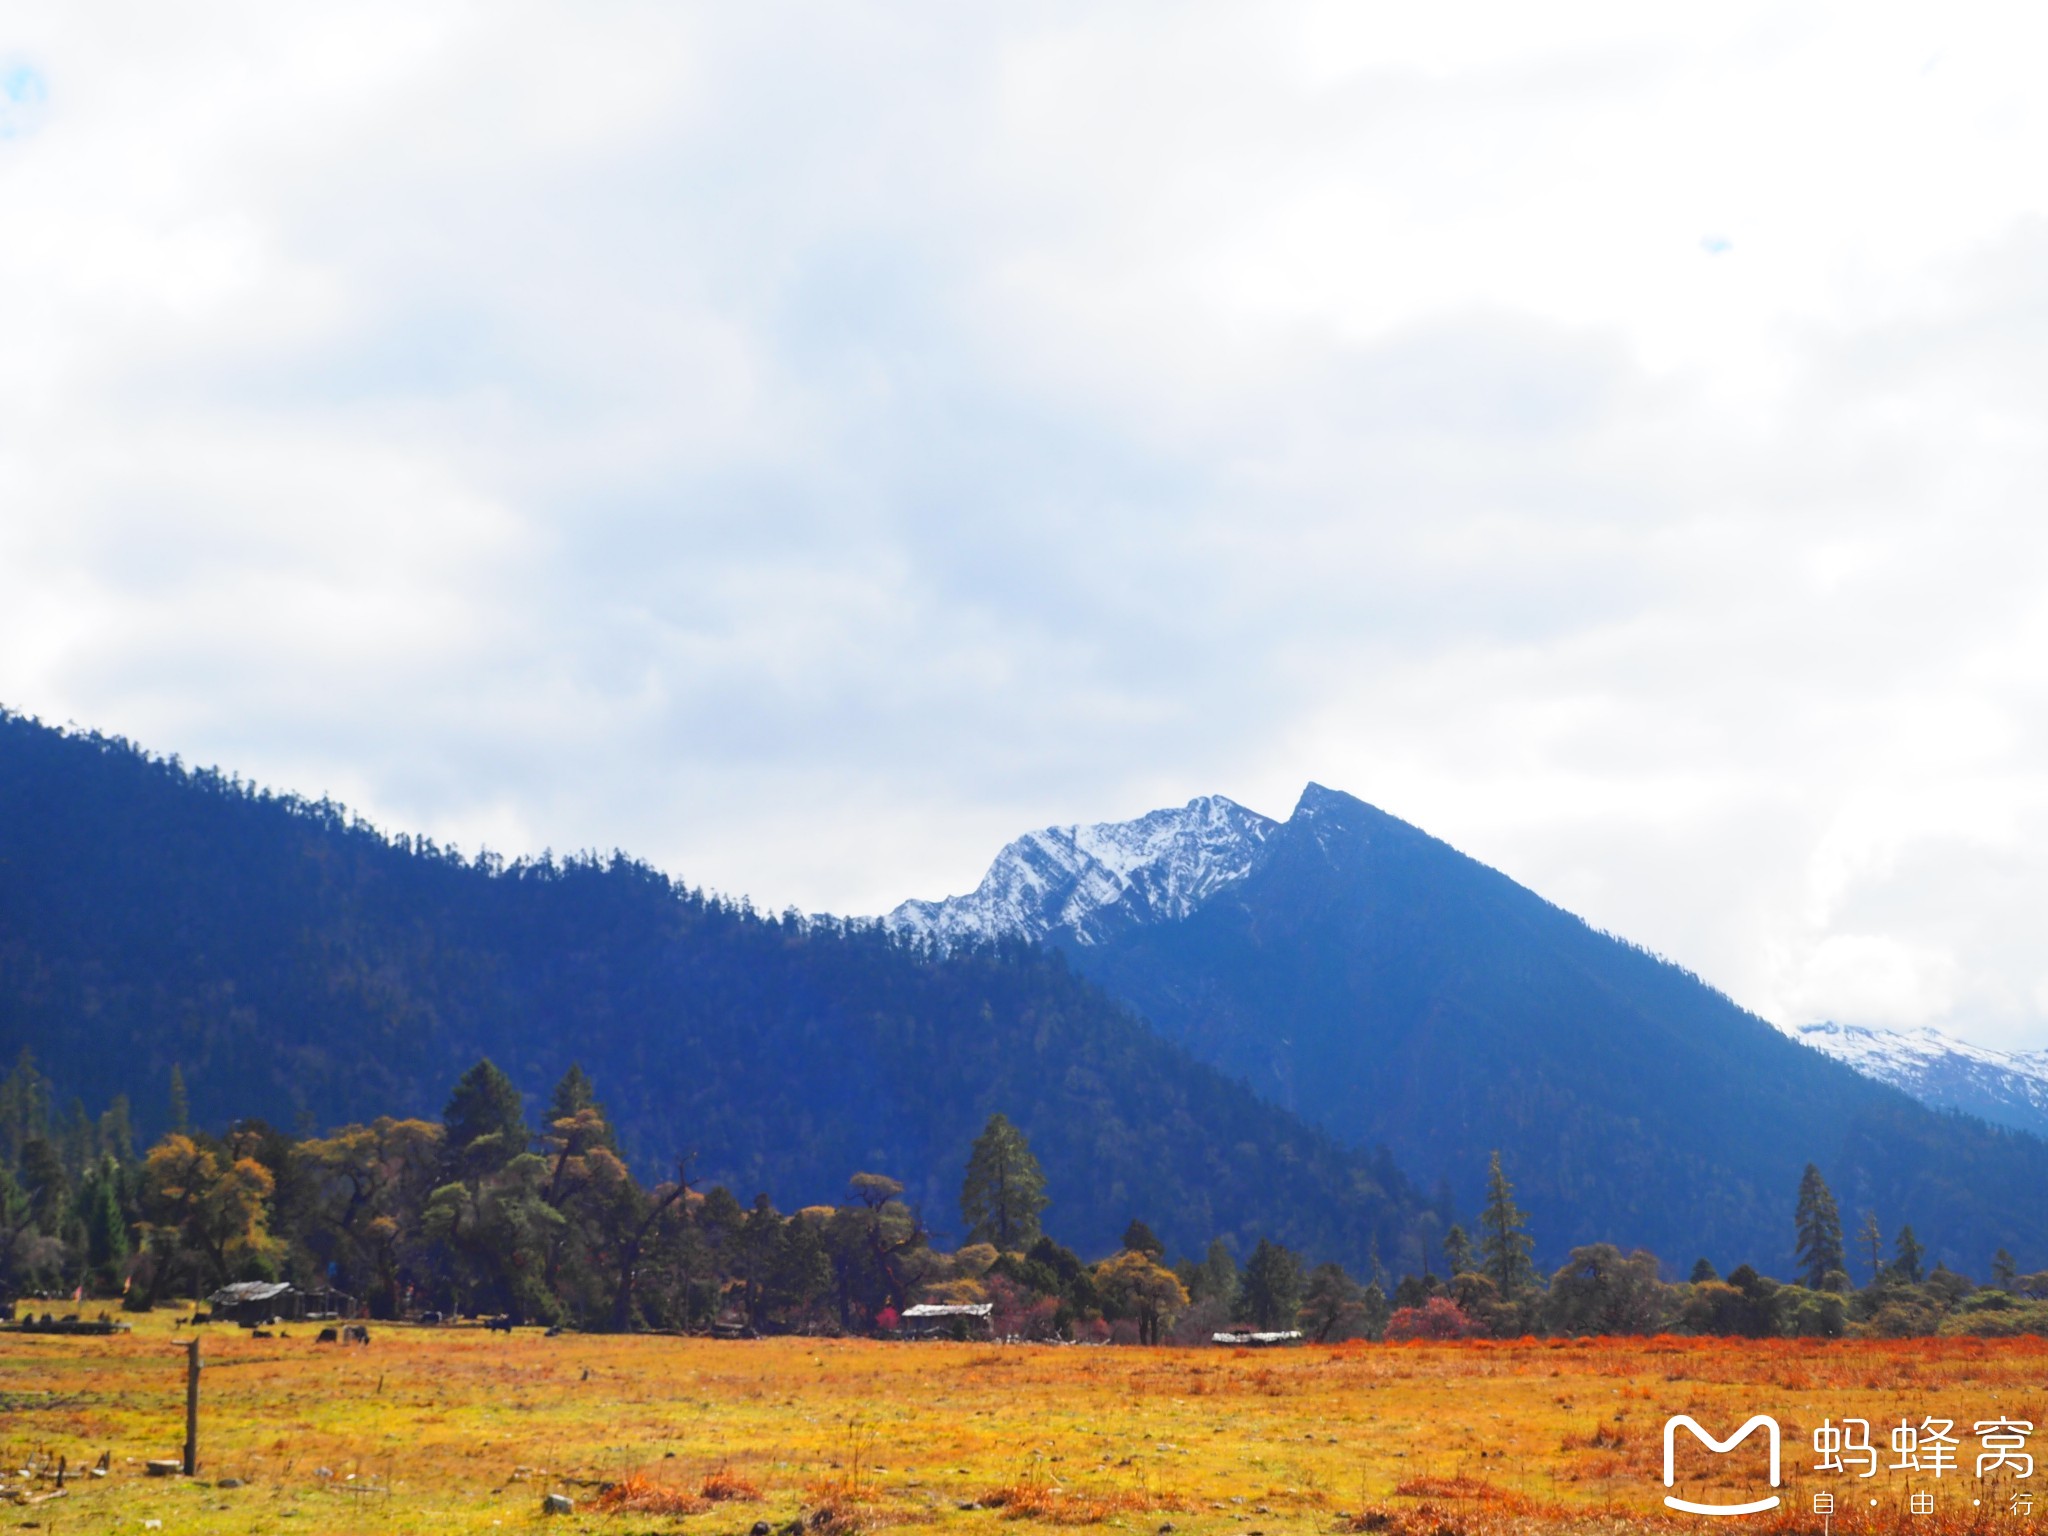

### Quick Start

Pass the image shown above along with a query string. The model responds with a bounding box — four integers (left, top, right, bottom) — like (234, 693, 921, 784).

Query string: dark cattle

(486, 1315, 516, 1333)
(342, 1324, 371, 1345)
(316, 1327, 339, 1343)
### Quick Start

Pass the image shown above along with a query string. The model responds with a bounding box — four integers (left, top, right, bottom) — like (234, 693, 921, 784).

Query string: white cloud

(3, 2, 2048, 1047)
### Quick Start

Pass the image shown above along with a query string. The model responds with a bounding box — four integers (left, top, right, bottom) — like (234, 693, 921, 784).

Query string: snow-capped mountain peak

(887, 794, 1277, 949)
(1789, 1020, 2048, 1140)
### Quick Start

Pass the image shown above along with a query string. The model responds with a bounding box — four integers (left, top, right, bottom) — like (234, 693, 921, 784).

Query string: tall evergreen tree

(18, 1137, 68, 1234)
(0, 1048, 50, 1169)
(546, 1063, 598, 1122)
(1892, 1224, 1925, 1285)
(1237, 1237, 1306, 1330)
(1858, 1210, 1885, 1285)
(1443, 1223, 1474, 1276)
(1121, 1217, 1164, 1257)
(959, 1113, 1048, 1251)
(1794, 1163, 1846, 1290)
(97, 1095, 135, 1166)
(1994, 1248, 2018, 1290)
(1189, 1237, 1238, 1307)
(544, 1064, 616, 1151)
(167, 1063, 190, 1137)
(1478, 1150, 1535, 1294)
(442, 1059, 528, 1179)
(78, 1155, 130, 1289)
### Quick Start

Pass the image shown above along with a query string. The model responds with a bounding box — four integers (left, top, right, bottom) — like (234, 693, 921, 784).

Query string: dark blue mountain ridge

(896, 783, 2048, 1277)
(0, 709, 1436, 1271)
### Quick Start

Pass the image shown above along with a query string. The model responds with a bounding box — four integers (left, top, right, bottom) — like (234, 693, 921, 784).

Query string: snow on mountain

(887, 794, 1277, 949)
(1790, 1021, 2048, 1140)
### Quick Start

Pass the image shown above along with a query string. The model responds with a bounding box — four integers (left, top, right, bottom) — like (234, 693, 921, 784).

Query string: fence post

(182, 1336, 201, 1476)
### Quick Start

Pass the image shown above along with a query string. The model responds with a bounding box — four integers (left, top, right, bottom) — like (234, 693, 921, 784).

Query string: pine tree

(97, 1095, 135, 1166)
(547, 1063, 598, 1119)
(1478, 1151, 1535, 1294)
(1121, 1218, 1164, 1257)
(1794, 1163, 1846, 1290)
(1858, 1211, 1885, 1285)
(1689, 1257, 1719, 1283)
(0, 1048, 50, 1169)
(544, 1064, 615, 1151)
(18, 1137, 67, 1234)
(442, 1059, 528, 1179)
(167, 1063, 190, 1137)
(78, 1156, 130, 1290)
(1893, 1224, 1924, 1285)
(1994, 1248, 2018, 1290)
(1190, 1237, 1238, 1307)
(1443, 1223, 1474, 1276)
(959, 1113, 1048, 1251)
(1237, 1237, 1306, 1330)
(1358, 1277, 1391, 1340)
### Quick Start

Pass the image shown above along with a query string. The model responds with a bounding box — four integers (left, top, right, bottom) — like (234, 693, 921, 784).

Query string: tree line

(2, 1048, 2044, 1342)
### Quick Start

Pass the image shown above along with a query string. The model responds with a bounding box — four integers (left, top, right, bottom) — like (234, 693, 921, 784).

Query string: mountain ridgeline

(892, 786, 2048, 1277)
(0, 711, 1433, 1271)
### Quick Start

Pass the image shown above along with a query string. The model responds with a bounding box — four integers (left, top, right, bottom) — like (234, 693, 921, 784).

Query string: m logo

(1662, 1414, 1783, 1515)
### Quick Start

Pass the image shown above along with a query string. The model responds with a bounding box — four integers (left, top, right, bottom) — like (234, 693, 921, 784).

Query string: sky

(4, 3, 2048, 1049)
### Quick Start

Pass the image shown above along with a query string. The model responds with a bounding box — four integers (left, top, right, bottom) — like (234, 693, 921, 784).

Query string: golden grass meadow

(4, 1314, 2046, 1535)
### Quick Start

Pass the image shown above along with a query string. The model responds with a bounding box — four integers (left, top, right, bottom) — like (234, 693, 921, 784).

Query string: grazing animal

(342, 1324, 371, 1345)
(316, 1327, 339, 1343)
(486, 1314, 516, 1333)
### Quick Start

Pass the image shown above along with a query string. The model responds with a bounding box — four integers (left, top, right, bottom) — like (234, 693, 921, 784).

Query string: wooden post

(182, 1336, 201, 1476)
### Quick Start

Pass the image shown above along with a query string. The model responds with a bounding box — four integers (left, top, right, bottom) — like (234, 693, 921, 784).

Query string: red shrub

(1384, 1297, 1480, 1341)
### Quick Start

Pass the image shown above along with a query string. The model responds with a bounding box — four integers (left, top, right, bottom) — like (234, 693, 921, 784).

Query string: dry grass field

(3, 1313, 2045, 1535)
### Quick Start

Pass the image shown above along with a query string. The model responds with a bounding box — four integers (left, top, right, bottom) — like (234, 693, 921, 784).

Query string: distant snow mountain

(888, 794, 1277, 948)
(1790, 1021, 2048, 1140)
(890, 783, 2048, 1271)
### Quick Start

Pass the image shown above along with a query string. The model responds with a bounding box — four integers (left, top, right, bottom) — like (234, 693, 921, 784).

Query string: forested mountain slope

(899, 784, 2048, 1276)
(0, 711, 1432, 1268)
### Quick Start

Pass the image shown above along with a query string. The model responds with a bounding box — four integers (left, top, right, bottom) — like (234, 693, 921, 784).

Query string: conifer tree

(442, 1059, 528, 1179)
(97, 1095, 135, 1166)
(78, 1156, 130, 1289)
(1892, 1224, 1924, 1285)
(1794, 1163, 1846, 1289)
(0, 1048, 50, 1169)
(544, 1064, 616, 1151)
(959, 1113, 1048, 1251)
(1121, 1217, 1164, 1257)
(547, 1063, 599, 1122)
(1443, 1223, 1474, 1276)
(1994, 1248, 2018, 1290)
(167, 1063, 190, 1137)
(1190, 1237, 1238, 1307)
(1858, 1210, 1885, 1285)
(1358, 1277, 1392, 1340)
(1237, 1237, 1306, 1330)
(1478, 1151, 1536, 1294)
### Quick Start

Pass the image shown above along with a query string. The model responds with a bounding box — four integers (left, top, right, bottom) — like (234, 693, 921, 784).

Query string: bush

(1384, 1297, 1479, 1341)
(1940, 1300, 2048, 1338)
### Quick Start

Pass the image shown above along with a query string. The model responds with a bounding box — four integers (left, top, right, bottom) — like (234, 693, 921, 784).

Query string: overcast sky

(5, 3, 2048, 1048)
